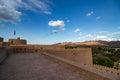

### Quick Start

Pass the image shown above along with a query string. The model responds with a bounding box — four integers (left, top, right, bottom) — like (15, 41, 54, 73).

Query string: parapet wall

(46, 48, 92, 65)
(11, 45, 92, 65)
(10, 45, 120, 80)
(11, 45, 65, 53)
(0, 47, 11, 63)
(43, 51, 120, 80)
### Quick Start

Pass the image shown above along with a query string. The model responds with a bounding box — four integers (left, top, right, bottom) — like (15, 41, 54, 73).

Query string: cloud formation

(0, 0, 22, 23)
(111, 32, 120, 35)
(86, 11, 94, 16)
(85, 34, 92, 37)
(95, 35, 116, 41)
(78, 34, 92, 40)
(52, 30, 58, 34)
(74, 28, 80, 32)
(0, 0, 52, 23)
(48, 20, 65, 30)
(22, 0, 52, 14)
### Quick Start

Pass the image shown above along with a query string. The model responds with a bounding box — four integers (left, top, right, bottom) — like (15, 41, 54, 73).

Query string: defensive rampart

(7, 45, 120, 80)
(43, 51, 120, 80)
(46, 48, 92, 65)
(0, 47, 11, 64)
(11, 45, 64, 53)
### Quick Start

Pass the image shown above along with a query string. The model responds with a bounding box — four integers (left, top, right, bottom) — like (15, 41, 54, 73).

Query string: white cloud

(74, 28, 80, 32)
(96, 36, 107, 39)
(25, 0, 52, 14)
(78, 34, 92, 40)
(96, 16, 101, 20)
(111, 32, 120, 35)
(78, 32, 119, 41)
(48, 20, 65, 30)
(95, 35, 117, 41)
(0, 6, 22, 22)
(52, 30, 58, 33)
(0, 0, 20, 23)
(86, 11, 94, 16)
(0, 0, 52, 23)
(85, 34, 92, 37)
(98, 31, 108, 34)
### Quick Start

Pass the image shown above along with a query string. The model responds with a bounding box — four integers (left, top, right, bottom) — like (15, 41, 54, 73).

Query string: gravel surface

(0, 53, 109, 80)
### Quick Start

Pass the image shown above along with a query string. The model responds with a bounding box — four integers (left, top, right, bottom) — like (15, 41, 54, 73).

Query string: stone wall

(11, 45, 92, 65)
(46, 48, 92, 65)
(0, 37, 3, 42)
(9, 38, 27, 45)
(11, 45, 64, 53)
(0, 47, 11, 63)
(43, 52, 120, 80)
(0, 42, 3, 46)
(0, 37, 3, 46)
(10, 45, 120, 80)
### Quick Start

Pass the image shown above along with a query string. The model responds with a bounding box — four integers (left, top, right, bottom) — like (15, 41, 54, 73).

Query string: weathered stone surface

(0, 53, 110, 80)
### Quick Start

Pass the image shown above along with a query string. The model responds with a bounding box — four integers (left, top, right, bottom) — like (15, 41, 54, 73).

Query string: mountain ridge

(56, 40, 120, 46)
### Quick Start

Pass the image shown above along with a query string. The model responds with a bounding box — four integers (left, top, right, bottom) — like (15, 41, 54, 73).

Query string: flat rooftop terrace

(0, 53, 110, 80)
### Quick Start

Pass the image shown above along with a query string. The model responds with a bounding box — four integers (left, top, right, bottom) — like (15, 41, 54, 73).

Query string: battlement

(46, 48, 92, 65)
(43, 52, 120, 80)
(2, 45, 120, 80)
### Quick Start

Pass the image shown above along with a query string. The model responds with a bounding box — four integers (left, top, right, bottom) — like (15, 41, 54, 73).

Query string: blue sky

(0, 0, 120, 44)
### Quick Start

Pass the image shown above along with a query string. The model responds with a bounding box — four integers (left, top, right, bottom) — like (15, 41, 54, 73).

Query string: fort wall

(11, 45, 64, 53)
(0, 37, 3, 46)
(0, 37, 3, 42)
(46, 48, 92, 65)
(43, 52, 120, 80)
(0, 47, 11, 63)
(5, 45, 120, 80)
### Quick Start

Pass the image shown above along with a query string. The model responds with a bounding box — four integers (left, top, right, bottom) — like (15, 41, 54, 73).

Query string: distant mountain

(57, 40, 120, 46)
(81, 40, 107, 46)
(97, 40, 120, 46)
(55, 42, 73, 45)
(56, 41, 106, 46)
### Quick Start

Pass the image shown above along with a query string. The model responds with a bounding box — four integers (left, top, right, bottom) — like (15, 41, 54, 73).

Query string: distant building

(0, 37, 4, 46)
(9, 37, 27, 45)
(0, 37, 3, 42)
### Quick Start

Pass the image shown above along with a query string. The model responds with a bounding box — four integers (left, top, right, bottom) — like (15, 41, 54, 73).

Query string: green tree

(93, 57, 114, 67)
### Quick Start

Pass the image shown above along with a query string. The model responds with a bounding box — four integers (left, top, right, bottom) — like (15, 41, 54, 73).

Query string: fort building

(8, 37, 27, 45)
(0, 37, 4, 46)
(0, 36, 120, 80)
(0, 37, 3, 42)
